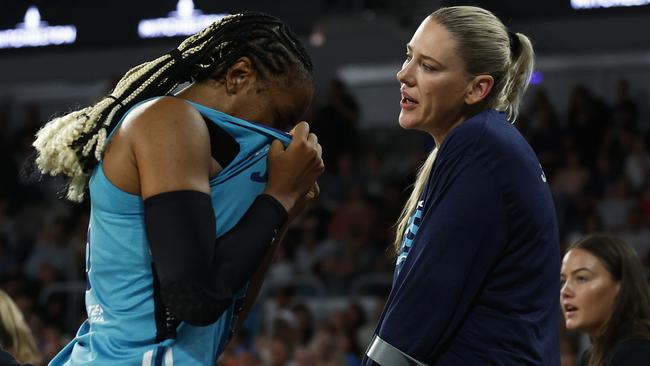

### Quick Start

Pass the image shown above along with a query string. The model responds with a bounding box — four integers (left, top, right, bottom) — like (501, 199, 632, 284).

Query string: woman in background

(561, 234, 650, 365)
(0, 289, 41, 365)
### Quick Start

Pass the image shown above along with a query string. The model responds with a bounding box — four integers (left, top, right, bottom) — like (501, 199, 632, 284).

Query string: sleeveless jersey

(50, 98, 291, 366)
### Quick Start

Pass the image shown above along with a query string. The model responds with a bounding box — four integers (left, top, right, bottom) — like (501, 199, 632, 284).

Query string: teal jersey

(50, 98, 291, 366)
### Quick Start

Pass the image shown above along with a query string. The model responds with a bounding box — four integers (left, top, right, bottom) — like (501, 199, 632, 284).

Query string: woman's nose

(397, 61, 414, 86)
(560, 281, 573, 298)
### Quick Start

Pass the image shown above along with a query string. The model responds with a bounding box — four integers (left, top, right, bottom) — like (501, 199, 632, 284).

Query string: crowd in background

(0, 77, 648, 365)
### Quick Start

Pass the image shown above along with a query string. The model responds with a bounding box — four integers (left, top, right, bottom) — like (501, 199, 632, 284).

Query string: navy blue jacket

(363, 110, 560, 365)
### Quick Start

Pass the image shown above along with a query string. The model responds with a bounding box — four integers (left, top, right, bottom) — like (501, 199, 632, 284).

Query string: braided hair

(33, 12, 313, 202)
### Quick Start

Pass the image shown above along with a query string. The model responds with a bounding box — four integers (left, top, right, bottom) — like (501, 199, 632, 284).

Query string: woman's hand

(264, 122, 324, 213)
(287, 182, 320, 222)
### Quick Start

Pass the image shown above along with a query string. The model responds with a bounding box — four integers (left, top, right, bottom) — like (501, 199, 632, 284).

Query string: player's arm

(131, 97, 232, 325)
(235, 185, 319, 328)
(133, 104, 322, 325)
(234, 143, 322, 327)
(131, 97, 284, 325)
(208, 123, 322, 302)
(366, 162, 508, 365)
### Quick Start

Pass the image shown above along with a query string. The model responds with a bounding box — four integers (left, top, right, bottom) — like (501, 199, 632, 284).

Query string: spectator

(561, 234, 650, 365)
(0, 289, 41, 365)
(597, 178, 635, 231)
(311, 78, 361, 171)
(567, 86, 609, 167)
(612, 78, 638, 131)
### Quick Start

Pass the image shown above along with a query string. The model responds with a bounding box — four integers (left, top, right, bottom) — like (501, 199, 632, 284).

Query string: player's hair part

(393, 6, 534, 255)
(33, 12, 313, 202)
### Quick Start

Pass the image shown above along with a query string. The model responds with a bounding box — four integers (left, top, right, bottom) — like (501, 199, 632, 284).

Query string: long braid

(34, 12, 312, 202)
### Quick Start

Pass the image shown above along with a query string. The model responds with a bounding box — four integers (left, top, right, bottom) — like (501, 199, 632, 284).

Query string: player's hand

(287, 182, 319, 222)
(264, 122, 324, 212)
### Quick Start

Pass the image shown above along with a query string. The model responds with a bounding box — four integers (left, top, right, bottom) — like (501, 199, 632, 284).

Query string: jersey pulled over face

(228, 75, 314, 132)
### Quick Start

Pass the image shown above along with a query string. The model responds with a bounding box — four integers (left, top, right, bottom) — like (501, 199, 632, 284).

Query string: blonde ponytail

(430, 6, 535, 122)
(393, 148, 438, 255)
(499, 33, 534, 122)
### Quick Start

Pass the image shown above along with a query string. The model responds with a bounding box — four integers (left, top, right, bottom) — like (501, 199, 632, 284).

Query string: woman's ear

(224, 57, 256, 95)
(464, 74, 494, 105)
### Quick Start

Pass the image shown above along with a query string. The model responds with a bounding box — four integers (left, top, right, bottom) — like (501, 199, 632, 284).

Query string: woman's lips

(400, 90, 418, 110)
(563, 303, 578, 318)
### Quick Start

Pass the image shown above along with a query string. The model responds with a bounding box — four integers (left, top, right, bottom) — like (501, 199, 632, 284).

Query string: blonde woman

(363, 6, 560, 365)
(33, 12, 322, 365)
(0, 290, 41, 365)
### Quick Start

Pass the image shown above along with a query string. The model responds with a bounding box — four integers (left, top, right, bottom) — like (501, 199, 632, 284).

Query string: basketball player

(33, 12, 322, 365)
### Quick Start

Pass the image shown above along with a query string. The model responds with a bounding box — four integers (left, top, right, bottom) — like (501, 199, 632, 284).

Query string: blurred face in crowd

(560, 248, 620, 336)
(396, 18, 473, 144)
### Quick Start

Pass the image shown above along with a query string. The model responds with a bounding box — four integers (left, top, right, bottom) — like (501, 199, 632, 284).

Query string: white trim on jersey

(164, 347, 174, 366)
(142, 350, 153, 366)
